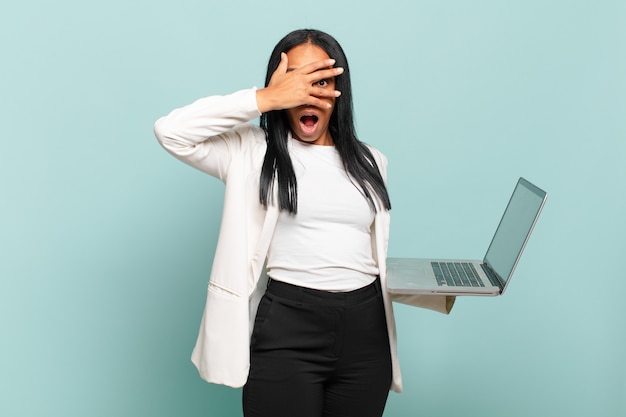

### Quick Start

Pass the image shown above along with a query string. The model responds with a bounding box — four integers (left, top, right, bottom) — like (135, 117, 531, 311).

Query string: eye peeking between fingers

(313, 79, 330, 87)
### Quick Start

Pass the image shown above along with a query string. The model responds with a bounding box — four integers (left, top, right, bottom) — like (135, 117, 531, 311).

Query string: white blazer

(154, 88, 454, 393)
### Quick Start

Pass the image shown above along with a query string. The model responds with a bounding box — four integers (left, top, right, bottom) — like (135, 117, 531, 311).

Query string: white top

(267, 139, 379, 291)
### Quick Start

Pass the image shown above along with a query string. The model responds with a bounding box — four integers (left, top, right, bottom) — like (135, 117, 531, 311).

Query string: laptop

(386, 177, 547, 296)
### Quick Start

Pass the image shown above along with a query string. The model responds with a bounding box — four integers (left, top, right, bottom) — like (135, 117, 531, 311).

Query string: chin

(296, 136, 320, 143)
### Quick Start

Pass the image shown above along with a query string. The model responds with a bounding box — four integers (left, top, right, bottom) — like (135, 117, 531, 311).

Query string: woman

(154, 29, 453, 417)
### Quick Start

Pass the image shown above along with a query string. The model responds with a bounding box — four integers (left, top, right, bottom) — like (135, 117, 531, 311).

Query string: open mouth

(300, 115, 319, 133)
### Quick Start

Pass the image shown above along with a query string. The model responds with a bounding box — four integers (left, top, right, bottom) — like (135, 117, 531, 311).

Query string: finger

(310, 85, 342, 99)
(267, 53, 289, 87)
(304, 97, 335, 109)
(276, 52, 289, 74)
(307, 66, 344, 84)
(298, 58, 338, 74)
(304, 88, 341, 109)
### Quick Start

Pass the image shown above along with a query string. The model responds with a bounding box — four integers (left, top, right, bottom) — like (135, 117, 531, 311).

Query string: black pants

(243, 278, 392, 417)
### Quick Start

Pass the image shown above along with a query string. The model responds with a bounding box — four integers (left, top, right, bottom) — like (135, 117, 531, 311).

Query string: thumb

(276, 52, 288, 74)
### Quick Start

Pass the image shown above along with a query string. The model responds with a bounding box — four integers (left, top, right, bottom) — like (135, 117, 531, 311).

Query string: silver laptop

(387, 177, 547, 296)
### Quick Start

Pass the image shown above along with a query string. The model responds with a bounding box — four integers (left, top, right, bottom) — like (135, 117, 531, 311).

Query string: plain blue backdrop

(1, 1, 624, 416)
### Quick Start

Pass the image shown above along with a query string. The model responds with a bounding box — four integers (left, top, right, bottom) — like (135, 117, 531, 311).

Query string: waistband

(266, 277, 381, 306)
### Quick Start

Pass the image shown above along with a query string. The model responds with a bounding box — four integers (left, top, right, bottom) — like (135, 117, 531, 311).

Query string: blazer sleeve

(153, 88, 263, 181)
(366, 146, 457, 315)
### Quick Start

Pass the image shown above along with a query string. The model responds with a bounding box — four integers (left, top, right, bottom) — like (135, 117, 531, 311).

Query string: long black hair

(259, 29, 391, 214)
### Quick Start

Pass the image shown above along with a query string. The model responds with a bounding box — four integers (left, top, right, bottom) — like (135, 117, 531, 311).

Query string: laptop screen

(484, 178, 547, 287)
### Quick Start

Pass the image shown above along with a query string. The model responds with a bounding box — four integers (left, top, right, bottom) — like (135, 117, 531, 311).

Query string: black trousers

(243, 278, 392, 417)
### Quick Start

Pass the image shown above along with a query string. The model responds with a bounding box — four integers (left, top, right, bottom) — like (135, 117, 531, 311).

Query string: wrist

(255, 88, 275, 114)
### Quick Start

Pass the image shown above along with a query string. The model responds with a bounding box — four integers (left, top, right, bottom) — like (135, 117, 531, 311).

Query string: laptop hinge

(481, 263, 505, 291)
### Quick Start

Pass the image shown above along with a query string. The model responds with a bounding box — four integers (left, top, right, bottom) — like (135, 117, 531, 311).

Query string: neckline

(291, 137, 336, 151)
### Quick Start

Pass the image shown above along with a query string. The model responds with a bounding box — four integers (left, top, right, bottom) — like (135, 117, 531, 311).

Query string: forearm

(154, 88, 261, 149)
(153, 88, 262, 180)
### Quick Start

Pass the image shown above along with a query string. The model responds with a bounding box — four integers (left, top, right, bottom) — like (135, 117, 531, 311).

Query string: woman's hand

(256, 52, 343, 113)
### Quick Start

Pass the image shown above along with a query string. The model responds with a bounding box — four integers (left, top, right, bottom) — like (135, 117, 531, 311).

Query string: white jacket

(154, 88, 454, 393)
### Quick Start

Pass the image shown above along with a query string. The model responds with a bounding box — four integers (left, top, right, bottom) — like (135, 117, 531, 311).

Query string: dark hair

(259, 29, 391, 213)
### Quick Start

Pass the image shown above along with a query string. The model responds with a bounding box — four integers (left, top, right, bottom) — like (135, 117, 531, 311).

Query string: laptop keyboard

(432, 261, 485, 287)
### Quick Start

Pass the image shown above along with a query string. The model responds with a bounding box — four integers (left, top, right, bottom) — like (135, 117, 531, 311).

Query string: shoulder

(364, 143, 388, 168)
(229, 123, 267, 152)
(233, 122, 265, 140)
(225, 124, 267, 176)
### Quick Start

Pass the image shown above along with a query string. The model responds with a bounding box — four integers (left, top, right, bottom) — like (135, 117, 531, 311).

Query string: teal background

(1, 0, 624, 416)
